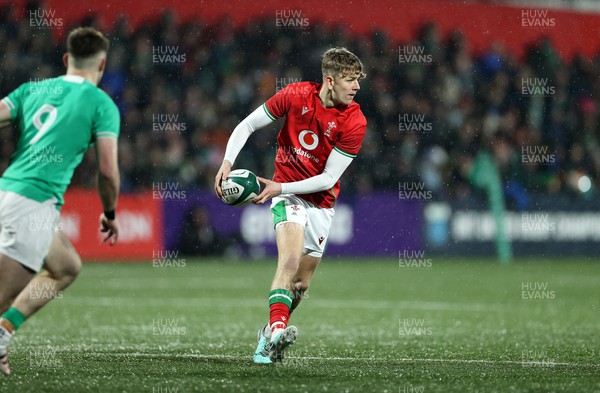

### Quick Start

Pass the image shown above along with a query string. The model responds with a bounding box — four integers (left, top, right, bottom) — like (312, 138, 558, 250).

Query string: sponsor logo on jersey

(298, 130, 319, 151)
(278, 146, 320, 164)
(302, 106, 309, 115)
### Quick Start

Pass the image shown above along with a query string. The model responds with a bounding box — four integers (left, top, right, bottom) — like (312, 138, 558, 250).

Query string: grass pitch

(0, 258, 598, 392)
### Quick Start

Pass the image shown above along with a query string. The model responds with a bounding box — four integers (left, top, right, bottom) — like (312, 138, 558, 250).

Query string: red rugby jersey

(264, 82, 367, 208)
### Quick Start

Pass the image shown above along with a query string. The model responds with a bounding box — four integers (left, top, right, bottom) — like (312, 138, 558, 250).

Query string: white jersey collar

(62, 75, 86, 84)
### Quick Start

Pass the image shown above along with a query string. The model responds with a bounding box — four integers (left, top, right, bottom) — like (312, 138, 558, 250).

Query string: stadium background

(1, 0, 600, 260)
(1, 1, 599, 392)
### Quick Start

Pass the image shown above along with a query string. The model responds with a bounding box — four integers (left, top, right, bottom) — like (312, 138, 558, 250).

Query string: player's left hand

(252, 177, 282, 204)
(99, 213, 119, 246)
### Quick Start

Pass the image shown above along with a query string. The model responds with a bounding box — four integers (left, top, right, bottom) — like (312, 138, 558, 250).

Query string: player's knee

(53, 253, 82, 283)
(64, 254, 82, 282)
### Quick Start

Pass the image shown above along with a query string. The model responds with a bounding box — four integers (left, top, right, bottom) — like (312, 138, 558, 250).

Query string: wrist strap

(104, 210, 116, 220)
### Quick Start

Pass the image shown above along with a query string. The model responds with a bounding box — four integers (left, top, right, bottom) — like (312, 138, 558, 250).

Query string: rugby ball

(220, 169, 261, 206)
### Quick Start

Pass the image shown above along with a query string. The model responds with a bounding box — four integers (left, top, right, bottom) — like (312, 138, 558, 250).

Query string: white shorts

(270, 194, 334, 258)
(0, 190, 59, 273)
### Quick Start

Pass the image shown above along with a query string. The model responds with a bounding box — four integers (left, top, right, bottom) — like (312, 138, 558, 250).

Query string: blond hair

(322, 47, 366, 80)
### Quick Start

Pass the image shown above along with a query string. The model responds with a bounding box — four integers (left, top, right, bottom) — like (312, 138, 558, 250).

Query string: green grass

(0, 258, 599, 392)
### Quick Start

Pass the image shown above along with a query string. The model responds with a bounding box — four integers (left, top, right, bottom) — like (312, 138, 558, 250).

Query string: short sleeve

(92, 95, 120, 140)
(334, 115, 367, 158)
(1, 83, 28, 120)
(264, 83, 297, 119)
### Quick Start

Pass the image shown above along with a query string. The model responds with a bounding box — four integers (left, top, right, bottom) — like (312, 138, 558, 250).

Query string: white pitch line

(395, 358, 600, 368)
(59, 296, 502, 312)
(81, 352, 600, 368)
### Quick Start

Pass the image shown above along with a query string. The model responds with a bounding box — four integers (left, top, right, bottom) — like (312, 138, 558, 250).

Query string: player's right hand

(99, 214, 119, 246)
(214, 160, 232, 199)
(252, 176, 282, 205)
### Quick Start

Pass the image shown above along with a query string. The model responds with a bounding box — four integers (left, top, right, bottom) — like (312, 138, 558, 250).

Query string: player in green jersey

(0, 27, 120, 376)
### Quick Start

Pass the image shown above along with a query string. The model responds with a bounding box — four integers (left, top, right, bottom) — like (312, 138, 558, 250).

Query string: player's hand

(99, 213, 119, 246)
(214, 160, 233, 199)
(252, 177, 282, 204)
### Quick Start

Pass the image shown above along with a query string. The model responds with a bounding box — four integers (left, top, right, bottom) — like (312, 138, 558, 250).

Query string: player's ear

(98, 57, 106, 73)
(63, 53, 69, 68)
(325, 75, 334, 90)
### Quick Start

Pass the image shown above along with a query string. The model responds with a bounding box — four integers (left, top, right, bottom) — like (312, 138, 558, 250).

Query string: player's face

(331, 73, 361, 106)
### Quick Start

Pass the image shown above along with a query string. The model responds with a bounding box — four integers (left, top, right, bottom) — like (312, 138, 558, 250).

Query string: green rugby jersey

(0, 75, 120, 210)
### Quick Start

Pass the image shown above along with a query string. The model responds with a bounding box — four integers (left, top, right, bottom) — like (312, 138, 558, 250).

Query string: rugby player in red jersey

(215, 47, 366, 364)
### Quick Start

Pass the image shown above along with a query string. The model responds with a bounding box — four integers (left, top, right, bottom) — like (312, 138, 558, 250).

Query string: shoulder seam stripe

(263, 103, 277, 120)
(95, 132, 118, 138)
(2, 97, 15, 110)
(333, 146, 356, 158)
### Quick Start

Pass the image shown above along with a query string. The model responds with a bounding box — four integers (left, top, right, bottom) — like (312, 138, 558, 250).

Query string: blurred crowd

(1, 5, 599, 206)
